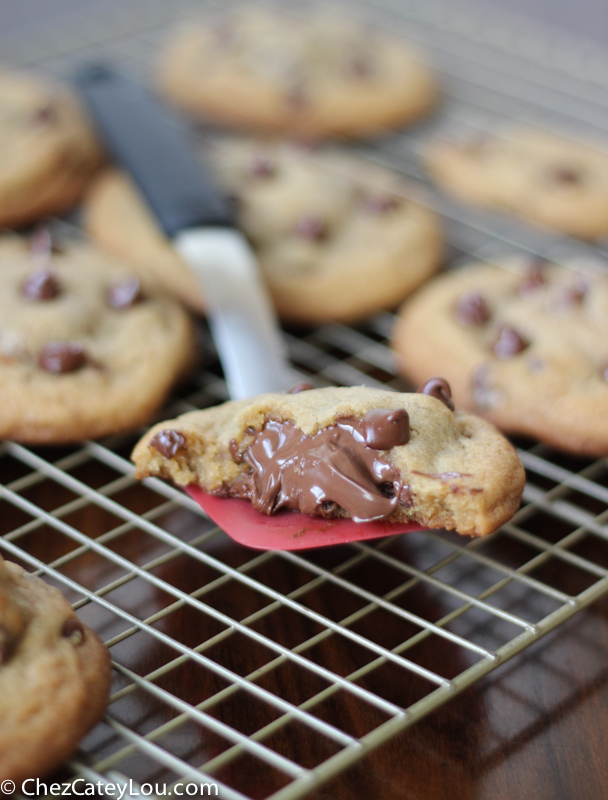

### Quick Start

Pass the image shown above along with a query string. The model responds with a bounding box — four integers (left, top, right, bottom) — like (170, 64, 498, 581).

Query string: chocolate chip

(455, 291, 490, 325)
(248, 156, 276, 179)
(32, 102, 56, 125)
(362, 194, 401, 214)
(285, 80, 308, 108)
(30, 228, 58, 260)
(362, 408, 410, 449)
(555, 274, 589, 310)
(287, 382, 315, 394)
(108, 277, 143, 309)
(519, 258, 548, 295)
(549, 166, 582, 184)
(347, 53, 374, 79)
(61, 617, 85, 645)
(380, 481, 396, 498)
(555, 284, 586, 310)
(493, 326, 530, 359)
(150, 429, 187, 459)
(22, 269, 61, 301)
(416, 377, 455, 411)
(293, 215, 326, 241)
(38, 342, 87, 374)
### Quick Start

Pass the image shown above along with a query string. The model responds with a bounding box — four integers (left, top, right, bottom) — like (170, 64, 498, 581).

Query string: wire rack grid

(3, 0, 608, 797)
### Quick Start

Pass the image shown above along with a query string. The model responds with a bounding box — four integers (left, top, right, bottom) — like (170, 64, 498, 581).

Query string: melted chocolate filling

(227, 409, 411, 522)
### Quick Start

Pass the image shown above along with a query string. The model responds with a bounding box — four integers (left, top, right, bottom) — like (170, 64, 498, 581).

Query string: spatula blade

(187, 486, 423, 551)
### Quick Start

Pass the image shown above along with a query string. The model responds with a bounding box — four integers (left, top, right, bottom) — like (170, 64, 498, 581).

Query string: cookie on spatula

(133, 383, 525, 538)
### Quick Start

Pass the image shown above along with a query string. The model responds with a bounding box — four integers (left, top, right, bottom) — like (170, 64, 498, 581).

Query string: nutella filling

(227, 409, 411, 523)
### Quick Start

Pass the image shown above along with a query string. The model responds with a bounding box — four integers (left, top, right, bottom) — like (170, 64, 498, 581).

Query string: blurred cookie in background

(157, 7, 437, 138)
(0, 232, 195, 444)
(392, 255, 608, 456)
(0, 71, 103, 228)
(426, 126, 608, 240)
(84, 139, 443, 325)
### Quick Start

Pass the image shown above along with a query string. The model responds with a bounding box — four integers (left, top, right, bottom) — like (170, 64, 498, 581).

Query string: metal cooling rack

(4, 0, 608, 797)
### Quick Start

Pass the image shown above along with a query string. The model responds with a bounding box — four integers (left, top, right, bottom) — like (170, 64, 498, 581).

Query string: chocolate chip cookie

(84, 140, 443, 324)
(133, 383, 525, 537)
(0, 71, 103, 228)
(426, 127, 608, 240)
(0, 233, 196, 444)
(157, 7, 437, 138)
(0, 553, 111, 784)
(393, 256, 608, 455)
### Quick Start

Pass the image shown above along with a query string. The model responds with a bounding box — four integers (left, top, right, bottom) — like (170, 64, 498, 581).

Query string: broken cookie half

(132, 382, 525, 538)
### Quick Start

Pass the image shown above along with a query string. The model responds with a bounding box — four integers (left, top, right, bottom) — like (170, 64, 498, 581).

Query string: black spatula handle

(75, 64, 233, 237)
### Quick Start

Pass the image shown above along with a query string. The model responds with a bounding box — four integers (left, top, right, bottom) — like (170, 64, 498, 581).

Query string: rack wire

(3, 0, 608, 797)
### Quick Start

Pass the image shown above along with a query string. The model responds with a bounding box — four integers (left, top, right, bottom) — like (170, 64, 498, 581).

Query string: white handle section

(175, 228, 294, 399)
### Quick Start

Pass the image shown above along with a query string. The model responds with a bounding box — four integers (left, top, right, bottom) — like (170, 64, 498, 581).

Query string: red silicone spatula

(187, 487, 422, 550)
(77, 66, 423, 550)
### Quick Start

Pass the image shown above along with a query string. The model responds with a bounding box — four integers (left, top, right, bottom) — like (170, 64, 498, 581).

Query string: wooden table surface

(2, 1, 608, 798)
